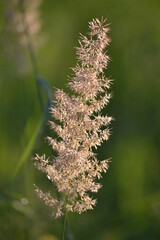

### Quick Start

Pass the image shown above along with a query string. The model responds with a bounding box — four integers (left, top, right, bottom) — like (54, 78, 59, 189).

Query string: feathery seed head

(34, 17, 113, 218)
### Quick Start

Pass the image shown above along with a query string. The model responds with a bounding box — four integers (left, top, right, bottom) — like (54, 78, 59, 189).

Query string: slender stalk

(61, 193, 69, 240)
(18, 0, 43, 110)
(61, 212, 67, 240)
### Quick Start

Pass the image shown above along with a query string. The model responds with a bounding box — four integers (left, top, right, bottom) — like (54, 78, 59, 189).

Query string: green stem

(61, 212, 67, 240)
(18, 0, 43, 110)
(61, 193, 69, 240)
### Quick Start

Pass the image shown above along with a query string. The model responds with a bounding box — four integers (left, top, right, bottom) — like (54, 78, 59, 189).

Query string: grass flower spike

(34, 18, 113, 219)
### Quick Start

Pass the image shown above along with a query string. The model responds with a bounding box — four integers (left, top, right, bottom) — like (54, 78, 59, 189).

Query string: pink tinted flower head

(34, 18, 113, 218)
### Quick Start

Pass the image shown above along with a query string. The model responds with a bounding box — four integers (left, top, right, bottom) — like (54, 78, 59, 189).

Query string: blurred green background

(0, 0, 160, 239)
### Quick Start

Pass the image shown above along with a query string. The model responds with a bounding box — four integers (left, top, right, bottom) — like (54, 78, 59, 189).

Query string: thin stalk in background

(18, 0, 43, 110)
(13, 0, 52, 177)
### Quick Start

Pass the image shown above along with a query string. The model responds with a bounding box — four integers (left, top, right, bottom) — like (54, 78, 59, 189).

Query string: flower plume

(34, 18, 113, 218)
